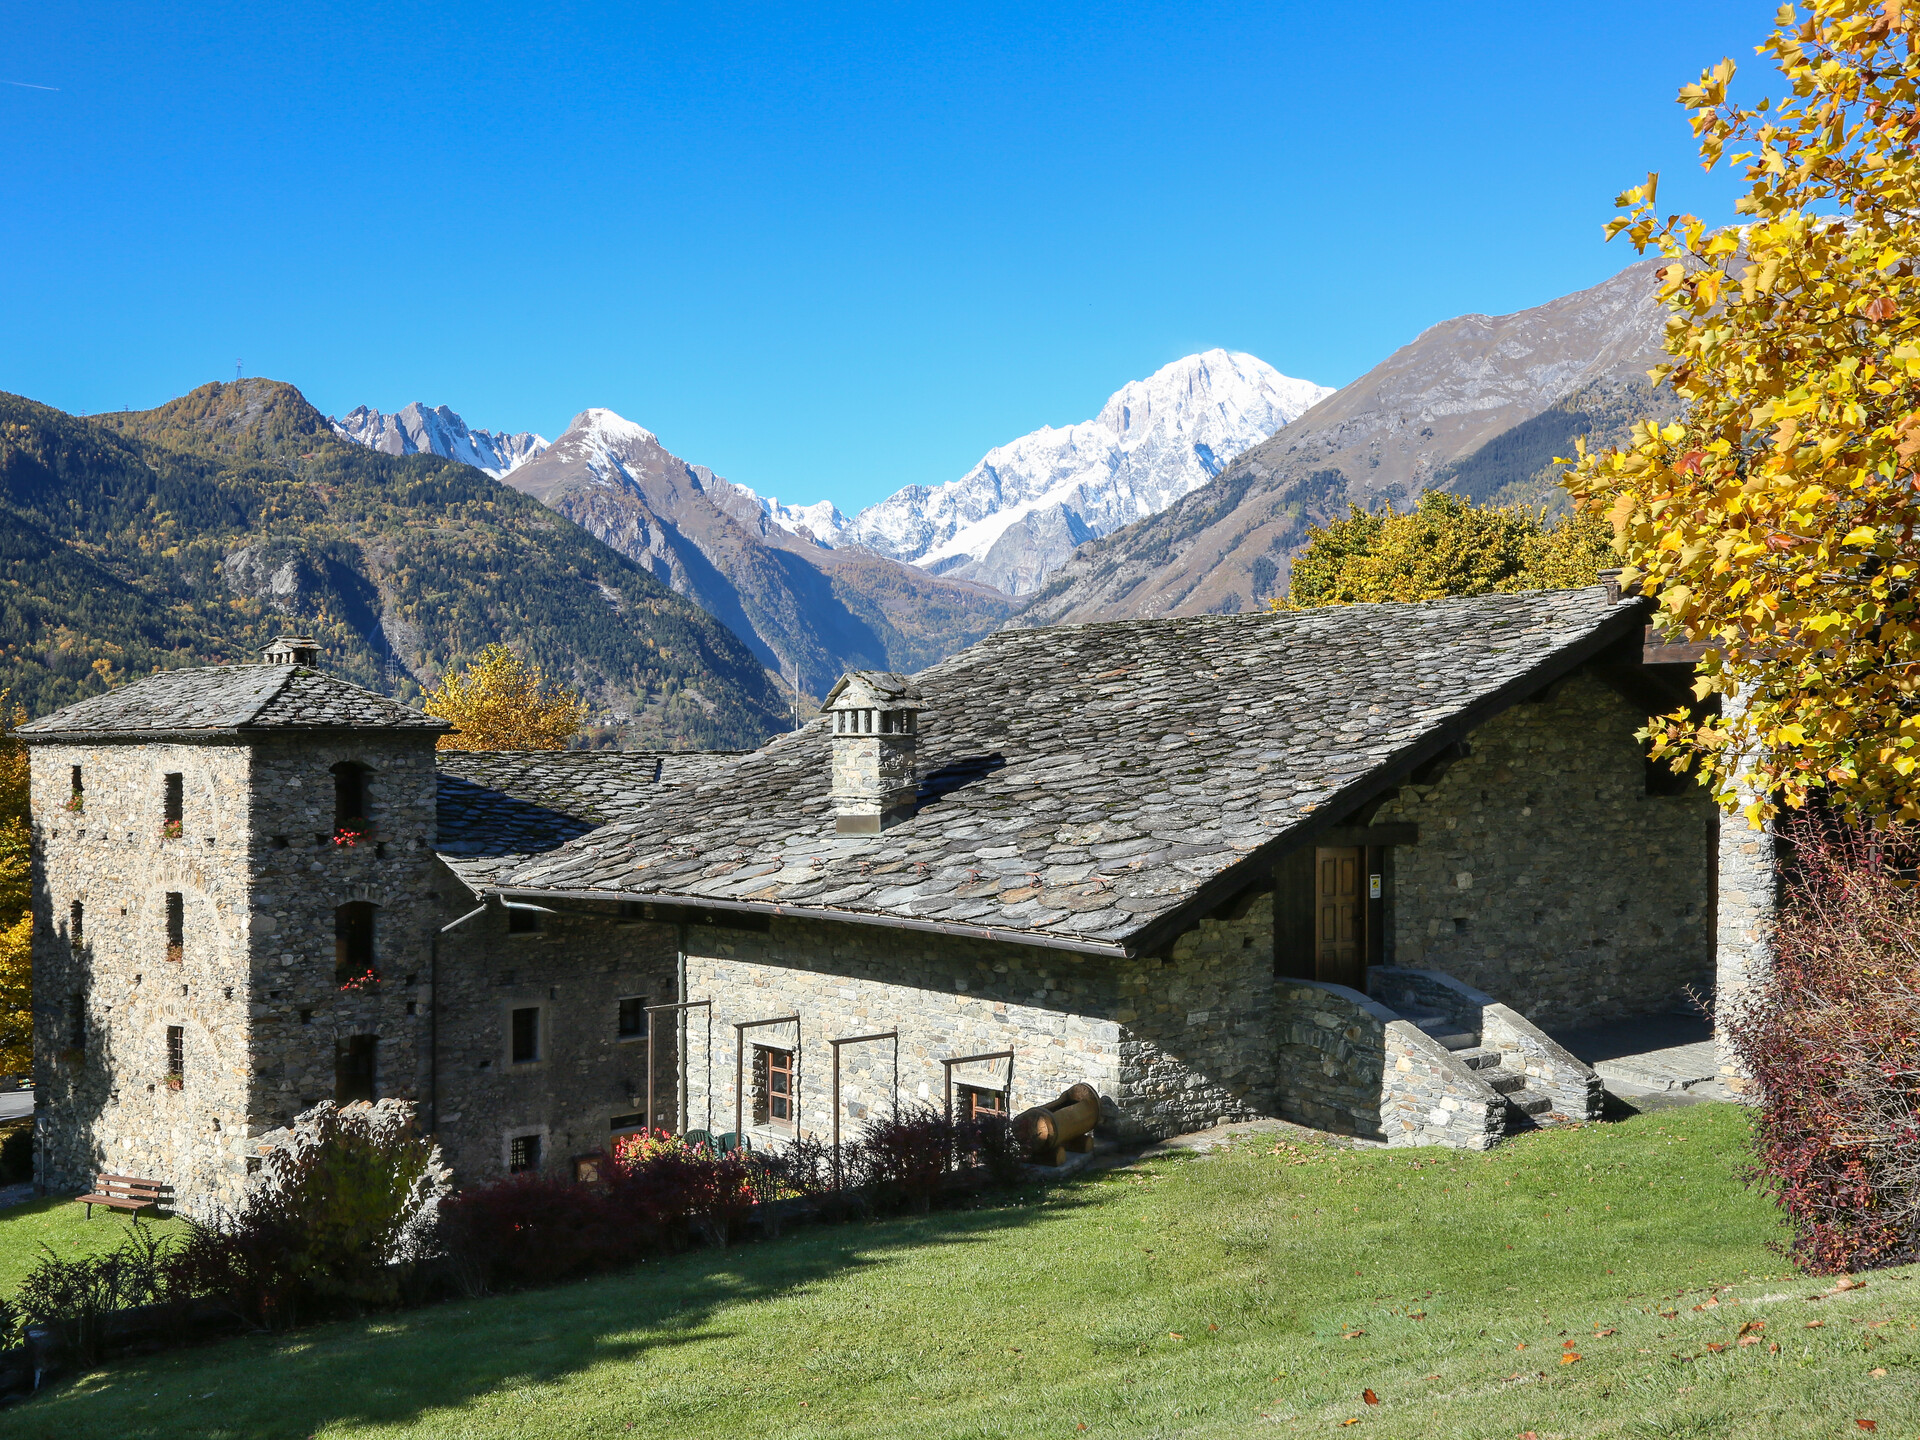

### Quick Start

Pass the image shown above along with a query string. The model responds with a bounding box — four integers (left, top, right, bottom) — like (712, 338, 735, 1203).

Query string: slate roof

(503, 587, 1648, 956)
(434, 749, 747, 889)
(18, 665, 450, 739)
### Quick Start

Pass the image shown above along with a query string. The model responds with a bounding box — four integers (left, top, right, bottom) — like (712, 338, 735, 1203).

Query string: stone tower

(821, 671, 923, 835)
(21, 643, 449, 1214)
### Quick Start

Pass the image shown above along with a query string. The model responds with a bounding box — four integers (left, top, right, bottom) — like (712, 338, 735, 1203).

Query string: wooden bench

(76, 1174, 171, 1219)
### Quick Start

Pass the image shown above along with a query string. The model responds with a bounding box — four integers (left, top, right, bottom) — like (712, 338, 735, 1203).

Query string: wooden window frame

(753, 1044, 796, 1131)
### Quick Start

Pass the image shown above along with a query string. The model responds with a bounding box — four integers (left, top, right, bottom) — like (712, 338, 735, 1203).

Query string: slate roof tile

(18, 665, 448, 737)
(505, 587, 1644, 951)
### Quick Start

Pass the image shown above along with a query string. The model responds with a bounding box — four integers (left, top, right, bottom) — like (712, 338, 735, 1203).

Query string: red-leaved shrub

(1727, 819, 1920, 1274)
(858, 1106, 957, 1212)
(438, 1174, 638, 1291)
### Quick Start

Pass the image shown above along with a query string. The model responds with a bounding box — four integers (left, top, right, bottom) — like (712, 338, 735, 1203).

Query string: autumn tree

(1564, 0, 1920, 823)
(1277, 492, 1615, 609)
(0, 699, 30, 1075)
(422, 645, 590, 752)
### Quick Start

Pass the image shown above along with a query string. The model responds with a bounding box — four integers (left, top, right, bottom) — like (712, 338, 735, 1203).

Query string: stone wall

(681, 897, 1276, 1146)
(31, 739, 262, 1212)
(1373, 671, 1717, 1028)
(1272, 978, 1504, 1149)
(430, 882, 679, 1183)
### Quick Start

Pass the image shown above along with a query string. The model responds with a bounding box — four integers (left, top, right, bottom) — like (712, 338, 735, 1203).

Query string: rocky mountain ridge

(330, 401, 548, 478)
(1012, 258, 1673, 626)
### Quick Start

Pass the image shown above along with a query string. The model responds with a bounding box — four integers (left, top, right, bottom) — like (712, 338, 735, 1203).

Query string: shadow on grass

(17, 1184, 1104, 1439)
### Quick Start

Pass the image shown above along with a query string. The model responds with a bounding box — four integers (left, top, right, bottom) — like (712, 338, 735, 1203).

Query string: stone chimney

(262, 636, 322, 667)
(823, 671, 923, 835)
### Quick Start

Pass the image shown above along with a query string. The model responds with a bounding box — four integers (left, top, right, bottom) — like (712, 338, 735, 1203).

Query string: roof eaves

(492, 883, 1132, 959)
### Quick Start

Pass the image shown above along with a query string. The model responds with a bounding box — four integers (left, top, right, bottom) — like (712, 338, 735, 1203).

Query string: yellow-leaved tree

(1277, 492, 1615, 609)
(1564, 0, 1920, 823)
(0, 698, 31, 1076)
(422, 645, 591, 752)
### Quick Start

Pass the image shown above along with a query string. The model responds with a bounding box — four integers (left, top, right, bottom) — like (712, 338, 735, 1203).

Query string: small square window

(617, 996, 647, 1039)
(507, 906, 541, 934)
(753, 1045, 794, 1130)
(960, 1085, 1007, 1121)
(510, 1006, 540, 1064)
(509, 1133, 541, 1173)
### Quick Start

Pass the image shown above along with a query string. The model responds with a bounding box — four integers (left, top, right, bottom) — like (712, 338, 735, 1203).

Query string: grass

(5, 1101, 1918, 1438)
(0, 1195, 185, 1293)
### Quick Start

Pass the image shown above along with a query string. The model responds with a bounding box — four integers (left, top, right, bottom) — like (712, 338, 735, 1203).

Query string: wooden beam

(1317, 824, 1418, 847)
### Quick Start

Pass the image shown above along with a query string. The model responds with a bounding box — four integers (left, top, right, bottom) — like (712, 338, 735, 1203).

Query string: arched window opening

(335, 901, 377, 985)
(332, 762, 371, 842)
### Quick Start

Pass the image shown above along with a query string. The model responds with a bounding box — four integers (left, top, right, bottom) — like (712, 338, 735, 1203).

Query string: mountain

(1013, 259, 1674, 626)
(0, 381, 788, 748)
(843, 350, 1331, 596)
(330, 402, 548, 478)
(502, 409, 1014, 699)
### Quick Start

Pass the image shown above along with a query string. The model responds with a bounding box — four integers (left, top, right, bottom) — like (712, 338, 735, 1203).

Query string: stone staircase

(1398, 1008, 1559, 1133)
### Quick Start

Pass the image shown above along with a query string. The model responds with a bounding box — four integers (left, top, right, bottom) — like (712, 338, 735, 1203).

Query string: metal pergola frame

(644, 998, 711, 1137)
(734, 1015, 801, 1148)
(829, 1030, 898, 1186)
(941, 1050, 1015, 1126)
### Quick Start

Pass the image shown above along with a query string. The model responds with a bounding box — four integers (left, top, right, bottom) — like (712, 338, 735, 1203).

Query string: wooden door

(1315, 846, 1365, 989)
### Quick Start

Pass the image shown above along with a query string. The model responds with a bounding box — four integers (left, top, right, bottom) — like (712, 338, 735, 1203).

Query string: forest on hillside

(0, 382, 789, 749)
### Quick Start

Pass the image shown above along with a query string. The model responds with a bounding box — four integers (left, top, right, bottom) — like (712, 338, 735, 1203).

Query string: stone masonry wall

(682, 897, 1275, 1147)
(31, 740, 261, 1212)
(431, 884, 679, 1184)
(1374, 672, 1717, 1028)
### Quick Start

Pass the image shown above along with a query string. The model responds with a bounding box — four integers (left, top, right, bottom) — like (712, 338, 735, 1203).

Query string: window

(162, 772, 183, 837)
(506, 905, 540, 934)
(69, 991, 85, 1053)
(165, 1025, 184, 1087)
(509, 1133, 541, 1173)
(510, 1006, 540, 1064)
(67, 765, 82, 813)
(335, 901, 376, 983)
(753, 1045, 794, 1129)
(69, 900, 82, 944)
(960, 1085, 1007, 1122)
(165, 892, 184, 962)
(334, 1035, 376, 1104)
(609, 1112, 646, 1133)
(617, 996, 647, 1040)
(332, 762, 369, 838)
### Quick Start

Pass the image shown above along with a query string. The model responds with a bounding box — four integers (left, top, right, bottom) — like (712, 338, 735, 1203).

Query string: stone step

(1451, 1045, 1503, 1071)
(1483, 1069, 1529, 1096)
(1504, 1088, 1555, 1117)
(1422, 1028, 1482, 1052)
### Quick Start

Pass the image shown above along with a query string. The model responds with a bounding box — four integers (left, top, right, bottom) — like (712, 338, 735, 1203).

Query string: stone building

(24, 584, 1739, 1210)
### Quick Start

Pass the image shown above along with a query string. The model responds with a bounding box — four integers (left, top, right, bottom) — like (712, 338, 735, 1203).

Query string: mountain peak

(567, 408, 658, 448)
(97, 378, 338, 462)
(843, 350, 1331, 595)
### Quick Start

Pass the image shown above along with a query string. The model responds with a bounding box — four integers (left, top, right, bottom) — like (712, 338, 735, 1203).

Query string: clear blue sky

(5, 2, 1768, 514)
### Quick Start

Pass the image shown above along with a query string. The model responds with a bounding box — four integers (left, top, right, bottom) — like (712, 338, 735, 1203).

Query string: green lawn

(6, 1102, 1918, 1439)
(0, 1195, 185, 1293)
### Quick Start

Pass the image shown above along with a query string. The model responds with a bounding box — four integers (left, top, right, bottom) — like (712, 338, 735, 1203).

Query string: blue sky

(5, 2, 1767, 513)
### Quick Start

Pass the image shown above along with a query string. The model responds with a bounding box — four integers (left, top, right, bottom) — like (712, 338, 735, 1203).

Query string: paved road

(0, 1091, 33, 1122)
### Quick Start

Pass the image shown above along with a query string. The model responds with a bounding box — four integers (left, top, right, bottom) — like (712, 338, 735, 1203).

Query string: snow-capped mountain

(330, 402, 548, 478)
(843, 350, 1330, 595)
(501, 408, 1011, 699)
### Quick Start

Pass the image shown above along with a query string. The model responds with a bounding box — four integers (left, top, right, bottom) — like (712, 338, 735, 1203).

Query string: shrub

(439, 1174, 633, 1293)
(17, 1222, 176, 1364)
(174, 1099, 448, 1326)
(1727, 820, 1920, 1274)
(858, 1106, 956, 1212)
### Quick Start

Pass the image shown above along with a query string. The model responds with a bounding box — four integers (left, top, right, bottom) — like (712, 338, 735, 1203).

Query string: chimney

(262, 636, 322, 667)
(822, 671, 923, 835)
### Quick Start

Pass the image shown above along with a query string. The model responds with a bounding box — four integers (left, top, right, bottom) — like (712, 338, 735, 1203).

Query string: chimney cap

(822, 670, 923, 712)
(263, 635, 322, 667)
